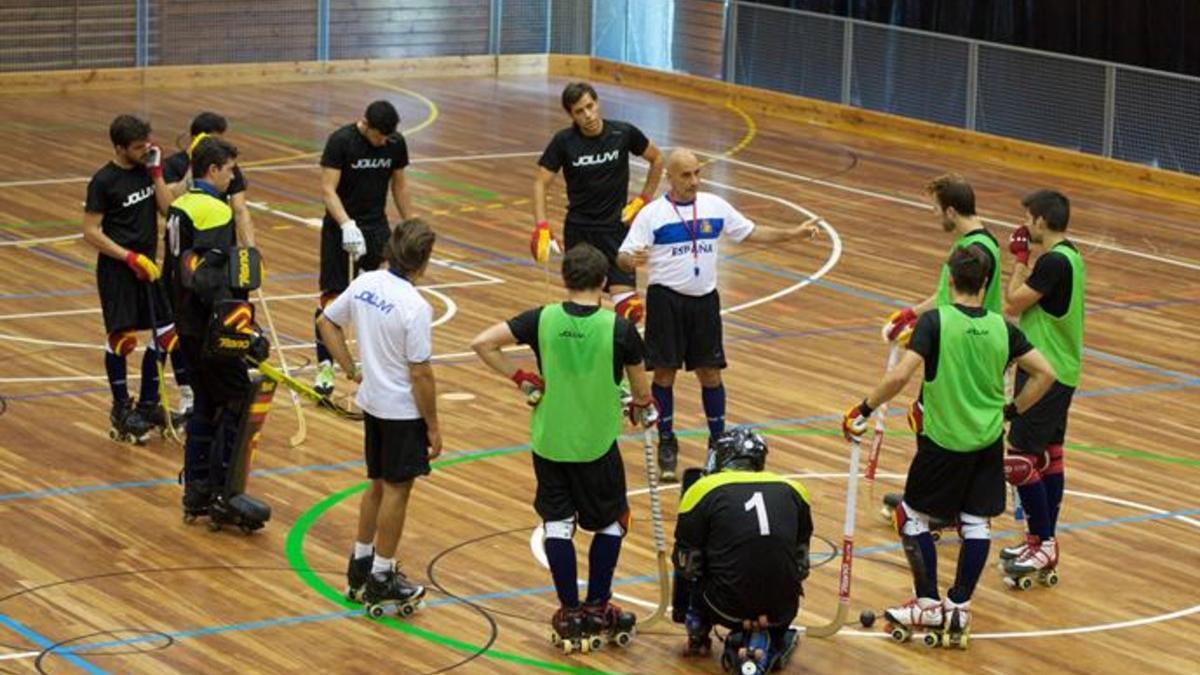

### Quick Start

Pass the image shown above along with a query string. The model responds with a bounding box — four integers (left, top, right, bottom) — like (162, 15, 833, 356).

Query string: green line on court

(235, 122, 325, 152)
(285, 446, 619, 674)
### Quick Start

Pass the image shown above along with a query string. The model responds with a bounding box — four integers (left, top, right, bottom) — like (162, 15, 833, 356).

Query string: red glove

(124, 251, 161, 281)
(146, 143, 164, 180)
(1009, 226, 1031, 265)
(511, 369, 545, 406)
(842, 400, 874, 441)
(626, 395, 660, 428)
(881, 307, 917, 344)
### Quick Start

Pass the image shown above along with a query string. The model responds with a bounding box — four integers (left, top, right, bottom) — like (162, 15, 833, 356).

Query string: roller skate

(345, 554, 373, 602)
(999, 532, 1036, 561)
(313, 360, 335, 397)
(682, 609, 712, 657)
(138, 400, 184, 439)
(940, 598, 970, 649)
(721, 617, 771, 675)
(658, 433, 679, 483)
(549, 606, 589, 655)
(1002, 537, 1059, 590)
(108, 399, 151, 445)
(582, 599, 636, 650)
(363, 567, 425, 619)
(882, 597, 944, 647)
(207, 491, 271, 534)
(181, 478, 211, 524)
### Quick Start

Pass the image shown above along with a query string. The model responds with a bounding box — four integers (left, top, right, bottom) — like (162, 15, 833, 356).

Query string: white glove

(340, 219, 366, 260)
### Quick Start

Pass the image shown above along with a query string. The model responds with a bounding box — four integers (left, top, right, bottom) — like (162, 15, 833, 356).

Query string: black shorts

(364, 413, 431, 483)
(532, 443, 628, 532)
(903, 435, 1005, 521)
(563, 223, 635, 290)
(1007, 371, 1076, 454)
(96, 255, 173, 334)
(319, 218, 390, 293)
(644, 284, 726, 371)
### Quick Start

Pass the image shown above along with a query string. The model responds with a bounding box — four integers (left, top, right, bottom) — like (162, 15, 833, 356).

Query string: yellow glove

(621, 193, 650, 225)
(124, 251, 161, 282)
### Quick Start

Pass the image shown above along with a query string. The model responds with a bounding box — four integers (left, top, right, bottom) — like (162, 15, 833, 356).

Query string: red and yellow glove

(842, 400, 874, 441)
(530, 220, 560, 264)
(1009, 226, 1031, 265)
(124, 251, 161, 282)
(621, 192, 651, 225)
(907, 400, 924, 435)
(882, 307, 917, 345)
(511, 369, 545, 406)
(145, 143, 164, 180)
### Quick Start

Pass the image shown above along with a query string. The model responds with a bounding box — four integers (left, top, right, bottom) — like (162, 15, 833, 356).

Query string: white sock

(372, 555, 395, 577)
(353, 541, 374, 559)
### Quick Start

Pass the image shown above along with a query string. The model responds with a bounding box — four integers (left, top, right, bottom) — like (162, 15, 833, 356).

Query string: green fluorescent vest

(1020, 243, 1086, 387)
(923, 306, 1008, 451)
(936, 231, 1003, 313)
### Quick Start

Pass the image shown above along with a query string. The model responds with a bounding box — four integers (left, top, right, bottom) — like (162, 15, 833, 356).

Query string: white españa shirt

(619, 192, 755, 297)
(322, 269, 432, 420)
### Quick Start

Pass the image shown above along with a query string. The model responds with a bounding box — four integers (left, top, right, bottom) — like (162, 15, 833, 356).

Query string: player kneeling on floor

(672, 427, 813, 674)
(171, 136, 273, 533)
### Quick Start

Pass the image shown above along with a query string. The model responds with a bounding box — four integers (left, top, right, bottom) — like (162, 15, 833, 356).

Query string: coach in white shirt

(317, 218, 441, 604)
(617, 148, 818, 481)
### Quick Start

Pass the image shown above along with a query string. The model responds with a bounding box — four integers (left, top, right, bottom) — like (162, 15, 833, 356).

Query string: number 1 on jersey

(745, 491, 770, 536)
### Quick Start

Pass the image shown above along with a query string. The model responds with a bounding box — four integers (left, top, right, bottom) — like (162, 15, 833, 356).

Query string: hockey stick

(256, 288, 307, 447)
(145, 284, 184, 446)
(803, 436, 861, 638)
(255, 360, 364, 421)
(864, 343, 900, 498)
(639, 426, 672, 629)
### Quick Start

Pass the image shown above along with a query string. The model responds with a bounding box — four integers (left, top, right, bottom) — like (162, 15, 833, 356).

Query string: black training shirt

(538, 120, 649, 228)
(1024, 241, 1078, 318)
(85, 162, 158, 255)
(507, 302, 644, 384)
(908, 304, 1033, 382)
(320, 124, 409, 227)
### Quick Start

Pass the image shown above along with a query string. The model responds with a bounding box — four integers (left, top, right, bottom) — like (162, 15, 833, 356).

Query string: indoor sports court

(0, 2, 1197, 674)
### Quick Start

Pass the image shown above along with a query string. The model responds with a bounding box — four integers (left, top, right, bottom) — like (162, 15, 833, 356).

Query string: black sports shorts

(532, 443, 628, 532)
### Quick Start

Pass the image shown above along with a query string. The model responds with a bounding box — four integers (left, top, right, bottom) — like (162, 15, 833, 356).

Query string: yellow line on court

(698, 100, 758, 168)
(242, 79, 439, 168)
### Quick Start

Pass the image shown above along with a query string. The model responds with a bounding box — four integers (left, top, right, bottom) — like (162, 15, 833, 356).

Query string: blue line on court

(0, 287, 93, 300)
(0, 613, 109, 674)
(26, 505, 1200, 658)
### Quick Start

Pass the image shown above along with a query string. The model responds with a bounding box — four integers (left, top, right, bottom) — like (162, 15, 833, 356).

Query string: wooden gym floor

(0, 72, 1197, 674)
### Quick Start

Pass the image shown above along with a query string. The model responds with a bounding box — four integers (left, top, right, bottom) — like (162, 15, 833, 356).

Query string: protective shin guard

(314, 307, 333, 364)
(169, 348, 190, 387)
(1016, 481, 1053, 540)
(700, 384, 726, 438)
(544, 538, 580, 608)
(652, 383, 674, 438)
(900, 533, 940, 600)
(949, 539, 991, 604)
(1044, 445, 1065, 534)
(585, 533, 623, 604)
(183, 417, 215, 484)
(104, 350, 129, 403)
(138, 347, 160, 406)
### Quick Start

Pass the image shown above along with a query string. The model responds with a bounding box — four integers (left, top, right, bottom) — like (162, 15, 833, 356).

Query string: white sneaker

(942, 598, 971, 632)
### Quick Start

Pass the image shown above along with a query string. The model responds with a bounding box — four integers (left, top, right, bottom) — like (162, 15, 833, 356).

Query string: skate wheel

(613, 631, 631, 647)
(588, 636, 603, 651)
(959, 632, 970, 649)
(741, 662, 758, 675)
(579, 639, 590, 654)
(108, 429, 120, 441)
(1043, 570, 1059, 587)
(367, 604, 385, 619)
(1018, 575, 1033, 591)
(889, 626, 909, 643)
(400, 603, 416, 617)
(548, 631, 560, 646)
(923, 632, 940, 648)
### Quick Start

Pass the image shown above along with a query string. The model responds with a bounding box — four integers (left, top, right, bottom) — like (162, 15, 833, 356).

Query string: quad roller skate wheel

(399, 602, 417, 617)
(613, 630, 632, 647)
(942, 631, 969, 649)
(367, 604, 386, 619)
(1042, 570, 1059, 587)
(922, 632, 940, 647)
(587, 635, 603, 651)
(888, 624, 911, 643)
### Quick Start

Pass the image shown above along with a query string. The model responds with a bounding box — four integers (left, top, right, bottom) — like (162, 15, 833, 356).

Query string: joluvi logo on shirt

(571, 150, 619, 168)
(121, 185, 155, 208)
(350, 158, 392, 170)
(354, 290, 395, 314)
